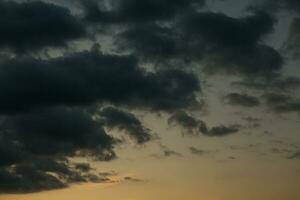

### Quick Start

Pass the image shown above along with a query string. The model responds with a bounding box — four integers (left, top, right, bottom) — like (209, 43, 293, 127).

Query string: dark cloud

(163, 149, 182, 157)
(81, 1, 283, 80)
(99, 107, 152, 144)
(232, 76, 300, 92)
(0, 163, 67, 193)
(0, 0, 86, 53)
(0, 0, 293, 194)
(114, 10, 282, 76)
(0, 106, 117, 193)
(81, 0, 205, 24)
(123, 176, 144, 182)
(74, 163, 93, 173)
(287, 151, 300, 159)
(224, 93, 260, 107)
(256, 0, 300, 13)
(189, 147, 206, 155)
(0, 156, 108, 193)
(262, 93, 291, 106)
(0, 39, 201, 193)
(116, 0, 205, 23)
(286, 18, 300, 58)
(177, 11, 283, 77)
(242, 116, 261, 128)
(168, 111, 240, 137)
(98, 171, 118, 177)
(200, 124, 240, 137)
(0, 133, 26, 167)
(115, 24, 178, 63)
(79, 0, 115, 24)
(168, 111, 205, 136)
(252, 1, 300, 58)
(2, 106, 115, 156)
(263, 93, 300, 114)
(0, 49, 201, 114)
(159, 144, 182, 157)
(180, 11, 274, 48)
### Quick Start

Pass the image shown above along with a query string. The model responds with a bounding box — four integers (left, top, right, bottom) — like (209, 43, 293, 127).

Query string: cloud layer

(0, 0, 298, 194)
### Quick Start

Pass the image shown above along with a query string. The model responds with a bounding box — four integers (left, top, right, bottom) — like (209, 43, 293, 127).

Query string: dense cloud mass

(0, 49, 200, 113)
(168, 112, 240, 137)
(116, 24, 178, 63)
(81, 0, 206, 24)
(258, 0, 300, 13)
(115, 10, 283, 76)
(288, 151, 300, 159)
(232, 76, 300, 92)
(255, 0, 300, 56)
(189, 147, 206, 155)
(2, 107, 115, 155)
(0, 0, 299, 194)
(263, 93, 300, 114)
(0, 47, 200, 192)
(200, 124, 240, 137)
(0, 106, 117, 193)
(286, 18, 300, 57)
(0, 157, 111, 193)
(224, 93, 260, 107)
(99, 107, 152, 144)
(179, 11, 282, 76)
(0, 0, 86, 53)
(168, 111, 205, 136)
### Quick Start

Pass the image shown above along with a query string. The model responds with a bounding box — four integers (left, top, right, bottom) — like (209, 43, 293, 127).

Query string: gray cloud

(123, 176, 144, 182)
(286, 18, 300, 58)
(0, 48, 201, 114)
(81, 0, 206, 24)
(256, 0, 300, 13)
(0, 106, 116, 193)
(169, 111, 240, 137)
(0, 0, 86, 53)
(99, 107, 152, 144)
(224, 93, 260, 107)
(202, 125, 240, 137)
(168, 111, 205, 136)
(232, 76, 300, 92)
(189, 147, 206, 155)
(263, 93, 300, 114)
(0, 156, 109, 193)
(0, 0, 295, 194)
(177, 11, 282, 77)
(288, 151, 300, 159)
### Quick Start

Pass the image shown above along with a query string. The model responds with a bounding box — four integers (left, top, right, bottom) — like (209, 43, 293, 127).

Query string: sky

(0, 0, 300, 199)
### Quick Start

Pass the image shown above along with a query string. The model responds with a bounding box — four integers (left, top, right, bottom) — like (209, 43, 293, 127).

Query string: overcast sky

(0, 0, 300, 200)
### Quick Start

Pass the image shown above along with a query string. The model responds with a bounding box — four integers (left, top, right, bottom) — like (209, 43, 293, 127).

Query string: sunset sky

(0, 0, 300, 200)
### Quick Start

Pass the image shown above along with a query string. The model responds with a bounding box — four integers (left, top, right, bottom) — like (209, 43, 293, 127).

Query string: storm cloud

(0, 0, 297, 195)
(0, 49, 201, 114)
(201, 124, 240, 137)
(0, 0, 86, 53)
(81, 0, 206, 24)
(178, 11, 281, 76)
(286, 18, 300, 58)
(168, 111, 240, 137)
(99, 107, 152, 144)
(224, 93, 260, 107)
(168, 111, 205, 136)
(263, 93, 300, 114)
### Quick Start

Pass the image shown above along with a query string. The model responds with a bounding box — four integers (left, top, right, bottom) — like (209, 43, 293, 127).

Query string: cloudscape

(0, 0, 300, 200)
